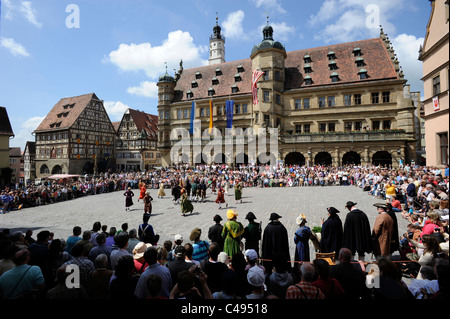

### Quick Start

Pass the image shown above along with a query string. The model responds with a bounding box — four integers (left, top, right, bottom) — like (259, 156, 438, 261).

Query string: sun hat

(132, 242, 152, 259)
(296, 214, 307, 225)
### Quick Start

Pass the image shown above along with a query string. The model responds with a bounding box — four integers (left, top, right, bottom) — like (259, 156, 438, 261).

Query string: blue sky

(1, 0, 431, 149)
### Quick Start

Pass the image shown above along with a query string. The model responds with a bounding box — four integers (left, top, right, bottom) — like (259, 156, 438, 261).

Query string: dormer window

(191, 81, 198, 88)
(237, 65, 244, 73)
(195, 72, 202, 79)
(355, 57, 365, 67)
(187, 90, 194, 99)
(304, 75, 313, 85)
(353, 47, 362, 57)
(215, 68, 222, 76)
(304, 64, 312, 74)
(212, 77, 219, 85)
(234, 74, 242, 82)
(231, 84, 239, 93)
(208, 87, 215, 96)
(330, 72, 339, 83)
(358, 69, 368, 79)
(327, 51, 336, 60)
(328, 60, 337, 70)
(303, 54, 312, 64)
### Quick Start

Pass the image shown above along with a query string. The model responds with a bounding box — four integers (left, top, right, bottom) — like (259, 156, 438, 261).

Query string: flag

(433, 96, 440, 111)
(209, 99, 213, 134)
(252, 69, 265, 105)
(226, 100, 234, 129)
(189, 101, 195, 134)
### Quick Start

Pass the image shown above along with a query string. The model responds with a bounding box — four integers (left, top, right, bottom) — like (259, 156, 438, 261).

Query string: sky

(0, 0, 432, 149)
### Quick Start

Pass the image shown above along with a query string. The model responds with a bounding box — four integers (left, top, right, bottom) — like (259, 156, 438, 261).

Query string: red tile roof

(35, 93, 99, 132)
(172, 37, 398, 101)
(128, 108, 158, 141)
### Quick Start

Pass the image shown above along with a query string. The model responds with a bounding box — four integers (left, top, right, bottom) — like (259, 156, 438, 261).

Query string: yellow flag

(209, 99, 213, 134)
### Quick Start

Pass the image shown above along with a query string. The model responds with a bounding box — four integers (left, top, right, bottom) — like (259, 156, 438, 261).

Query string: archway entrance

(314, 152, 332, 166)
(51, 165, 62, 175)
(40, 164, 49, 175)
(372, 151, 392, 167)
(342, 151, 361, 165)
(284, 152, 306, 166)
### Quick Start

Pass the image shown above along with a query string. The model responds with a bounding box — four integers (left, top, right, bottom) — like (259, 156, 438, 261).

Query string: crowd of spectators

(0, 163, 448, 300)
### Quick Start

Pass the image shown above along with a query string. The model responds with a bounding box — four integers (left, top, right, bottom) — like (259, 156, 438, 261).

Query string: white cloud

(107, 30, 208, 79)
(309, 0, 405, 43)
(103, 101, 130, 121)
(127, 81, 158, 98)
(251, 0, 286, 14)
(391, 33, 425, 92)
(10, 116, 45, 149)
(0, 37, 30, 57)
(266, 21, 295, 42)
(19, 1, 42, 28)
(223, 10, 246, 40)
(2, 0, 42, 27)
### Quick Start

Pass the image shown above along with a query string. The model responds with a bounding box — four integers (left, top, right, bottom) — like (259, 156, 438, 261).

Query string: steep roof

(171, 37, 399, 102)
(34, 93, 98, 132)
(128, 108, 158, 141)
(0, 107, 14, 137)
(24, 141, 36, 155)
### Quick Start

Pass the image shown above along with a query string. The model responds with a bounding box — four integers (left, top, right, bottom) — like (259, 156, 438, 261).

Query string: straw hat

(296, 213, 307, 225)
(133, 242, 152, 259)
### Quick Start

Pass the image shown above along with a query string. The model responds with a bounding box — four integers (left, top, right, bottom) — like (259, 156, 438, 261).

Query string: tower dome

(251, 23, 285, 57)
(158, 71, 175, 83)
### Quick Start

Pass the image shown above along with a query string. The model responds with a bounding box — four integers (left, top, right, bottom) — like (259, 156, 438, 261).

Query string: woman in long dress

(180, 188, 194, 216)
(157, 181, 165, 199)
(124, 187, 134, 211)
(234, 181, 243, 204)
(138, 183, 146, 202)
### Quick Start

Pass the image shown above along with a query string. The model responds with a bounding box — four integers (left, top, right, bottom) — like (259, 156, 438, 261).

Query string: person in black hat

(261, 213, 290, 273)
(320, 207, 343, 259)
(208, 214, 224, 251)
(342, 201, 373, 261)
(243, 212, 262, 254)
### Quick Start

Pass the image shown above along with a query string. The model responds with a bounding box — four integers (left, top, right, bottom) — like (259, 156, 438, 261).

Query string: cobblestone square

(0, 185, 409, 262)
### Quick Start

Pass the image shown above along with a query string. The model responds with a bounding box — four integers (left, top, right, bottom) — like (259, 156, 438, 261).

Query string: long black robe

(320, 214, 343, 258)
(342, 209, 373, 255)
(387, 209, 400, 254)
(261, 221, 291, 272)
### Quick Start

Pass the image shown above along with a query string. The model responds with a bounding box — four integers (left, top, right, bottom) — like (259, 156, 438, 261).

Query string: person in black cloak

(242, 212, 262, 254)
(342, 201, 373, 261)
(208, 214, 224, 251)
(320, 207, 343, 259)
(261, 213, 291, 274)
(124, 187, 134, 211)
(172, 183, 181, 204)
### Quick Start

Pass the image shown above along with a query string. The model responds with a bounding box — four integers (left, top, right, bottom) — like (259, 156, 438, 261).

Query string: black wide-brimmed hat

(345, 201, 357, 208)
(269, 212, 282, 220)
(327, 207, 340, 215)
(373, 203, 388, 210)
(245, 212, 257, 220)
(213, 214, 223, 222)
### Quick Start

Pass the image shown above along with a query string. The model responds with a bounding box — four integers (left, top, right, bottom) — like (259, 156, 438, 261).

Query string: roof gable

(0, 107, 14, 136)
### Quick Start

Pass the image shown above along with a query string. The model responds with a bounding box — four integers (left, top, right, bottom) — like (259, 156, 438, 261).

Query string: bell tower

(209, 14, 225, 65)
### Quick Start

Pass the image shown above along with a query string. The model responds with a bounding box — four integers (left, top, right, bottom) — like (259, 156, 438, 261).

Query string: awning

(47, 174, 81, 180)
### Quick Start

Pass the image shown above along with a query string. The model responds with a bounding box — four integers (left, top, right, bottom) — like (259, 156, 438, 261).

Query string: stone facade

(156, 23, 417, 168)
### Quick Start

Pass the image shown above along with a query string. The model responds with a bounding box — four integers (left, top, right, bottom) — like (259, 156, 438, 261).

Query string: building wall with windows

(419, 0, 449, 167)
(115, 108, 160, 172)
(34, 93, 116, 177)
(156, 23, 417, 168)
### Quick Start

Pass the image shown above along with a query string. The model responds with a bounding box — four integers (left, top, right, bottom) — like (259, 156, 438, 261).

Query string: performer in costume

(342, 201, 373, 261)
(243, 212, 262, 254)
(124, 187, 134, 211)
(234, 180, 243, 204)
(143, 191, 153, 215)
(138, 183, 147, 202)
(180, 188, 194, 216)
(320, 207, 343, 259)
(261, 213, 291, 273)
(221, 209, 245, 257)
(157, 181, 165, 199)
(215, 187, 227, 210)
